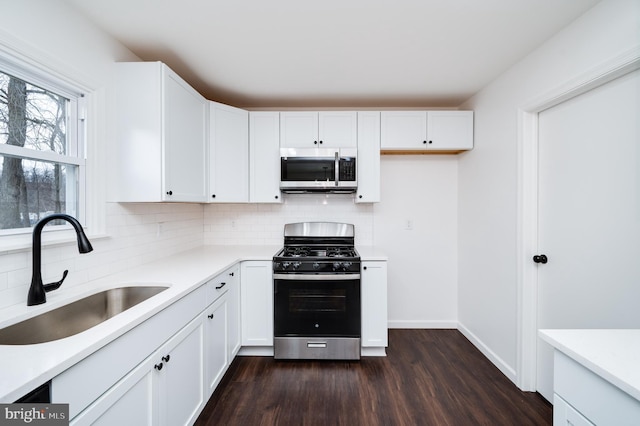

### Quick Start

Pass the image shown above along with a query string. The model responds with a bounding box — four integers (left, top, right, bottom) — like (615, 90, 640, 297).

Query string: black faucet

(27, 214, 94, 306)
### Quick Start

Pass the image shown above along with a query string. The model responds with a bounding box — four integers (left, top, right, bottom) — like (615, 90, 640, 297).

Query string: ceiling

(64, 0, 600, 108)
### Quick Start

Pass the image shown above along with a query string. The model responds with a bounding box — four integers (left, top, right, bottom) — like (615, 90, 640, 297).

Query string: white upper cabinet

(380, 110, 473, 151)
(356, 111, 380, 203)
(113, 62, 208, 202)
(208, 101, 249, 202)
(249, 112, 282, 203)
(280, 111, 357, 148)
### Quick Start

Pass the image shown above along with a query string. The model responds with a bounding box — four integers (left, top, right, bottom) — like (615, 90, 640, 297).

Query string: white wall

(457, 0, 640, 383)
(374, 156, 458, 327)
(0, 0, 205, 308)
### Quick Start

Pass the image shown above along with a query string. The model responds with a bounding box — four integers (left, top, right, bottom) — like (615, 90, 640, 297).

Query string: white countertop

(0, 245, 279, 402)
(0, 244, 386, 402)
(357, 245, 388, 261)
(539, 329, 640, 402)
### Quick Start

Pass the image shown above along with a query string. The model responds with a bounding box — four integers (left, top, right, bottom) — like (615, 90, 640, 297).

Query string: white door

(535, 69, 640, 401)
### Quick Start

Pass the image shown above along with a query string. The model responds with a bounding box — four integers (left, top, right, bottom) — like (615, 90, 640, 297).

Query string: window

(0, 63, 85, 234)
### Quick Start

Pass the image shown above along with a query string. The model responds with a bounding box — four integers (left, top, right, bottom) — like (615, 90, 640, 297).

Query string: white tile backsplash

(203, 194, 374, 246)
(0, 203, 204, 309)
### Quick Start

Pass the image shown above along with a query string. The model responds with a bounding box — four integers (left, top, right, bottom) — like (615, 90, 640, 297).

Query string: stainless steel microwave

(280, 148, 357, 193)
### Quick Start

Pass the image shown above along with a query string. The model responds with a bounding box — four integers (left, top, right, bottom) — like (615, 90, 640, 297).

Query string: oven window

(281, 157, 335, 182)
(289, 288, 347, 313)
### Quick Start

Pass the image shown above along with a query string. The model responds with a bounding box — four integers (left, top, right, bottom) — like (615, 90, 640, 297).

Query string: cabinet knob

(208, 313, 214, 319)
(162, 355, 170, 363)
(154, 363, 163, 371)
(423, 141, 427, 144)
(319, 141, 323, 144)
(212, 194, 216, 198)
(229, 272, 235, 276)
(275, 195, 279, 199)
(428, 140, 433, 144)
(166, 190, 173, 195)
(358, 195, 363, 199)
(314, 141, 318, 145)
(363, 266, 367, 270)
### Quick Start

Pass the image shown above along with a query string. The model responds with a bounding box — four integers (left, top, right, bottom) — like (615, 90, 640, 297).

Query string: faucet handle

(44, 270, 68, 292)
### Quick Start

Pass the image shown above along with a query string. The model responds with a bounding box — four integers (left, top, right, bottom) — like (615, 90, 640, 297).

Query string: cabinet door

(70, 356, 158, 426)
(157, 315, 205, 426)
(380, 111, 427, 149)
(280, 111, 319, 147)
(249, 112, 282, 203)
(226, 266, 241, 359)
(426, 111, 473, 150)
(163, 66, 208, 202)
(204, 295, 228, 398)
(209, 101, 249, 202)
(361, 261, 388, 347)
(318, 111, 357, 148)
(241, 261, 274, 346)
(356, 111, 380, 203)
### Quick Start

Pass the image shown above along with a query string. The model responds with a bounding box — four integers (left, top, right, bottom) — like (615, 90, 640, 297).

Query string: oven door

(273, 274, 361, 359)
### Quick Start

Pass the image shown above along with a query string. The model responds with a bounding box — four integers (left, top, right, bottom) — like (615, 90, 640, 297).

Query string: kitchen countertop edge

(539, 328, 640, 402)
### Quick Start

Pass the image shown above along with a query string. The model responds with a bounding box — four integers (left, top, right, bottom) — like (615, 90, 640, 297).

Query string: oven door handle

(334, 151, 339, 187)
(273, 273, 360, 281)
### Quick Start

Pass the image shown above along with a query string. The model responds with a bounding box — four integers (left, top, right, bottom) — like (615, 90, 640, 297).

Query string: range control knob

(332, 262, 342, 271)
(343, 262, 353, 271)
(312, 262, 321, 270)
(292, 262, 301, 270)
(282, 262, 291, 270)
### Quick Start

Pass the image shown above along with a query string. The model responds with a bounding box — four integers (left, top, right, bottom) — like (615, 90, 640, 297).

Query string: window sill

(0, 231, 109, 254)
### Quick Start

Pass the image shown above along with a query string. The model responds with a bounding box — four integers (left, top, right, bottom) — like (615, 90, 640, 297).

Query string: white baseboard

(457, 322, 517, 383)
(388, 320, 457, 329)
(238, 346, 274, 356)
(361, 347, 387, 357)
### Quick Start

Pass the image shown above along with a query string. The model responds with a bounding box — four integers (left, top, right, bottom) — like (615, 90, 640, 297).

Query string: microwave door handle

(334, 151, 339, 187)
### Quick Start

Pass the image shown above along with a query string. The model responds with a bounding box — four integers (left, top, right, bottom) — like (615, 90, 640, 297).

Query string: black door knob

(533, 254, 548, 264)
(154, 363, 163, 371)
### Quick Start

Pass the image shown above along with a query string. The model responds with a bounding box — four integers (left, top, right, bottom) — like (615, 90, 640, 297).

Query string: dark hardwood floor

(195, 329, 551, 426)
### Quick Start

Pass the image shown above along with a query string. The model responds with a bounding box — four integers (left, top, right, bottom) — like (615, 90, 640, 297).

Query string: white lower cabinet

(203, 295, 228, 398)
(71, 315, 205, 426)
(225, 266, 241, 359)
(552, 350, 640, 426)
(156, 316, 205, 426)
(240, 261, 273, 346)
(361, 261, 388, 348)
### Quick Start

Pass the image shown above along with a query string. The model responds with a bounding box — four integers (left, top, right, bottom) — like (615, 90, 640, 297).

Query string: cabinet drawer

(553, 394, 594, 426)
(555, 351, 640, 426)
(206, 267, 234, 306)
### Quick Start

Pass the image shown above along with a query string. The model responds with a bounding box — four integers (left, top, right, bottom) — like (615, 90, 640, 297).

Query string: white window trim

(0, 31, 106, 252)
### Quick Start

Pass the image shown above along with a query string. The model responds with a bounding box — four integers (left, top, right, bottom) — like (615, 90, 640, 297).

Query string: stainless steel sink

(0, 286, 169, 345)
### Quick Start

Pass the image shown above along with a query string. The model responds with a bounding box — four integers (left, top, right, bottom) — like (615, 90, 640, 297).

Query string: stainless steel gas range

(273, 222, 361, 360)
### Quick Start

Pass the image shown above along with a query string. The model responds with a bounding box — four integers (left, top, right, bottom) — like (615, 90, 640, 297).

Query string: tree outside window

(0, 69, 80, 231)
